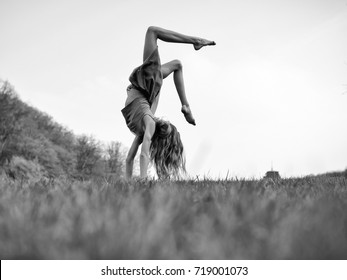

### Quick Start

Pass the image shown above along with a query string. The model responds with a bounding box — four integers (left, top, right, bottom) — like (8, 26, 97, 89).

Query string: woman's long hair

(150, 118, 186, 179)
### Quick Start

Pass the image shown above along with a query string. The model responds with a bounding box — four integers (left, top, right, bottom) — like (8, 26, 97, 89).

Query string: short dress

(121, 46, 163, 137)
(121, 96, 155, 136)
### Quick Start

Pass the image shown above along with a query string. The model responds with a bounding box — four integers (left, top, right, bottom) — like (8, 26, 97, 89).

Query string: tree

(105, 141, 125, 177)
(1, 79, 128, 180)
(0, 81, 27, 164)
(75, 135, 102, 179)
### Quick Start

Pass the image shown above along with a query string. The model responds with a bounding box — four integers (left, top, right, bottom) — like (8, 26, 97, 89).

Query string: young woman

(121, 26, 215, 179)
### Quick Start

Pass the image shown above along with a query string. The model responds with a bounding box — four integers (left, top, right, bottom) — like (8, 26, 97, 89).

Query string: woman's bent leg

(143, 26, 215, 61)
(162, 60, 196, 125)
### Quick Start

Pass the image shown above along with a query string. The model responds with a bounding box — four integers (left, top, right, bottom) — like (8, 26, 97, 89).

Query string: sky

(1, 0, 347, 178)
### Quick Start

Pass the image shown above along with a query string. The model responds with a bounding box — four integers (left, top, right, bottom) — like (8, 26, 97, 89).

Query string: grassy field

(0, 174, 347, 259)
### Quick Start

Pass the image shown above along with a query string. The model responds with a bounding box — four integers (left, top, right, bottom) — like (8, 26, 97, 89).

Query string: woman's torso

(122, 88, 155, 137)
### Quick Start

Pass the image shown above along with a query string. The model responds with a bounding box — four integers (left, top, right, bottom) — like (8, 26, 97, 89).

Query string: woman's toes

(181, 105, 196, 125)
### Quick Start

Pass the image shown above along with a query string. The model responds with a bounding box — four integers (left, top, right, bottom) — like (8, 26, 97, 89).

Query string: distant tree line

(0, 80, 126, 181)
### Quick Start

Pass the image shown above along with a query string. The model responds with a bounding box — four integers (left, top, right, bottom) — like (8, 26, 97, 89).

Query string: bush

(7, 156, 46, 182)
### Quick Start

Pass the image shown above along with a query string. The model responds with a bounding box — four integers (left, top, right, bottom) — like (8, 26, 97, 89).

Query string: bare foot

(181, 105, 196, 125)
(194, 38, 216, 50)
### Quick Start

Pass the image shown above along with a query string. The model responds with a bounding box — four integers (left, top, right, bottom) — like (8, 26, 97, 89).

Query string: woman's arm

(140, 116, 156, 178)
(125, 136, 142, 179)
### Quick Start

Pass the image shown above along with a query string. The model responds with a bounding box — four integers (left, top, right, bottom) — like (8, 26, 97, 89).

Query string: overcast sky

(1, 0, 347, 178)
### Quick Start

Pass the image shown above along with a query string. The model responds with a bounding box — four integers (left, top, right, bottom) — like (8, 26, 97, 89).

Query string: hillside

(0, 80, 125, 181)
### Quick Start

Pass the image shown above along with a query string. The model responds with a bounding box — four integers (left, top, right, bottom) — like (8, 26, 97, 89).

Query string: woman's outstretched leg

(143, 26, 215, 61)
(162, 60, 196, 125)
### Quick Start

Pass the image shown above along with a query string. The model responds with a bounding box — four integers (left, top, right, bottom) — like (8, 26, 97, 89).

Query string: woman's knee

(172, 59, 183, 71)
(147, 26, 160, 37)
(161, 59, 183, 78)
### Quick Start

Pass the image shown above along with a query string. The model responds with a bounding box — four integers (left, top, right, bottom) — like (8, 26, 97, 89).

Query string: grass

(0, 174, 347, 259)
